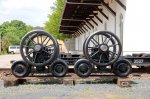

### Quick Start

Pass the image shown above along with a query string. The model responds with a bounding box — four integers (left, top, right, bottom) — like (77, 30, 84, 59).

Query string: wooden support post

(62, 19, 85, 22)
(4, 80, 19, 87)
(60, 30, 75, 33)
(101, 0, 116, 16)
(74, 33, 78, 37)
(77, 32, 81, 36)
(86, 20, 94, 28)
(66, 2, 102, 6)
(78, 29, 83, 34)
(90, 18, 98, 26)
(97, 8, 109, 20)
(79, 26, 86, 33)
(63, 79, 75, 85)
(72, 34, 75, 38)
(115, 0, 126, 10)
(94, 14, 103, 23)
(60, 25, 78, 28)
(82, 25, 88, 31)
(88, 10, 103, 23)
(84, 23, 91, 30)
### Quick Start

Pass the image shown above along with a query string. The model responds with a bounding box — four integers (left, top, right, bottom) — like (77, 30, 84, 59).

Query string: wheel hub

(100, 44, 108, 52)
(15, 65, 25, 73)
(55, 65, 63, 73)
(118, 64, 128, 72)
(34, 44, 42, 52)
(79, 63, 88, 73)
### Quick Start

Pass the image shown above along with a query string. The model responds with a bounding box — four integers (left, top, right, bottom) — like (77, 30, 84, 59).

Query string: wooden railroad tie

(117, 77, 131, 87)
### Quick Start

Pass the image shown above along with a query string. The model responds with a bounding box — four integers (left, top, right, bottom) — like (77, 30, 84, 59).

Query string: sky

(0, 0, 56, 27)
(123, 0, 150, 54)
(1, 0, 150, 53)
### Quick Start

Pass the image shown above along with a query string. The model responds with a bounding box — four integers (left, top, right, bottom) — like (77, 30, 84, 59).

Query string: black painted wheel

(51, 59, 68, 77)
(83, 37, 88, 57)
(83, 31, 122, 66)
(11, 60, 30, 78)
(20, 30, 59, 66)
(74, 59, 93, 77)
(113, 59, 132, 77)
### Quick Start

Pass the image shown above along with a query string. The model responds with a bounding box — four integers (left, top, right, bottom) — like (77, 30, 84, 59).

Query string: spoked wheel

(113, 59, 132, 77)
(83, 37, 88, 57)
(74, 59, 93, 77)
(51, 59, 68, 77)
(83, 31, 122, 66)
(11, 60, 30, 78)
(20, 30, 59, 66)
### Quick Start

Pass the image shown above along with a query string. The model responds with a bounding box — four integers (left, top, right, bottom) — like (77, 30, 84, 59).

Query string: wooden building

(59, 0, 126, 53)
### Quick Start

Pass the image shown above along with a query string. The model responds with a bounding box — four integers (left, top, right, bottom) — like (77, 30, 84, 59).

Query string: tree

(0, 20, 33, 54)
(44, 0, 68, 40)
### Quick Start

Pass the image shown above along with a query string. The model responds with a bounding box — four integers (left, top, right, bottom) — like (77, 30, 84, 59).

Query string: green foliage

(45, 0, 68, 40)
(0, 20, 33, 53)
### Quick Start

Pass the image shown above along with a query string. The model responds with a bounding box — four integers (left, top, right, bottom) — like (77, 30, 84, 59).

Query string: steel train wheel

(74, 59, 93, 77)
(11, 60, 31, 78)
(51, 59, 68, 77)
(83, 31, 122, 66)
(83, 37, 88, 57)
(20, 30, 59, 66)
(113, 59, 132, 77)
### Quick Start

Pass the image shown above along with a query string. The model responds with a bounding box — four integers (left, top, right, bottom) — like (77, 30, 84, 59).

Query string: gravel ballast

(0, 80, 150, 99)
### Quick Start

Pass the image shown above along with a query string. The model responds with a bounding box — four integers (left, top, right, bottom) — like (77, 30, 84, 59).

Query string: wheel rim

(20, 30, 59, 66)
(74, 59, 93, 77)
(117, 63, 129, 73)
(13, 64, 27, 77)
(78, 63, 89, 74)
(83, 37, 88, 57)
(54, 64, 64, 73)
(84, 31, 122, 66)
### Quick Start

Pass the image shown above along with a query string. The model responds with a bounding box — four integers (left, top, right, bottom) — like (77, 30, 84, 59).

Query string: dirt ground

(0, 54, 22, 68)
(0, 55, 150, 99)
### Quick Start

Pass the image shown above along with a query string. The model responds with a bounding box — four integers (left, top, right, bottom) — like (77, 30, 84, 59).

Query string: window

(17, 46, 20, 49)
(10, 46, 16, 49)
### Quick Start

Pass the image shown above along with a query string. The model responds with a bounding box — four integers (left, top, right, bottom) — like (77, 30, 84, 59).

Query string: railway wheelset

(11, 30, 132, 78)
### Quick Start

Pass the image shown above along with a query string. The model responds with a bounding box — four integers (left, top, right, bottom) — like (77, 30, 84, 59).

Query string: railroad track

(0, 67, 150, 87)
(1, 67, 150, 76)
